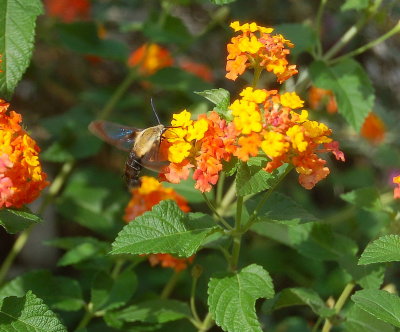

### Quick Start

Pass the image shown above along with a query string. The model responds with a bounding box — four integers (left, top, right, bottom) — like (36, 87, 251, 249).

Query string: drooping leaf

(309, 59, 375, 131)
(0, 270, 83, 312)
(341, 0, 370, 11)
(208, 264, 274, 332)
(0, 208, 41, 234)
(91, 270, 137, 312)
(359, 235, 400, 265)
(104, 299, 191, 329)
(195, 89, 231, 120)
(246, 192, 318, 226)
(340, 187, 383, 212)
(0, 291, 67, 331)
(263, 288, 335, 318)
(0, 0, 43, 98)
(111, 200, 219, 257)
(342, 304, 395, 332)
(352, 289, 400, 327)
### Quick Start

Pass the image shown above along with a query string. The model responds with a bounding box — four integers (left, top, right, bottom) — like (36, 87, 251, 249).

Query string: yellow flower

(234, 112, 262, 134)
(171, 109, 193, 127)
(302, 120, 332, 143)
(238, 35, 263, 53)
(280, 92, 304, 109)
(261, 131, 289, 157)
(187, 118, 209, 141)
(168, 141, 192, 163)
(287, 125, 308, 152)
(240, 87, 267, 104)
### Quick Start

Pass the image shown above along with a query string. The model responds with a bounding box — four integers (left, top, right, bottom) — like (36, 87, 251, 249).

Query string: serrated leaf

(246, 192, 318, 226)
(104, 299, 190, 328)
(0, 208, 42, 234)
(91, 270, 137, 312)
(111, 200, 218, 257)
(359, 235, 400, 265)
(309, 59, 375, 131)
(341, 0, 370, 11)
(342, 305, 395, 332)
(0, 291, 67, 331)
(0, 0, 43, 99)
(0, 270, 84, 312)
(236, 158, 285, 196)
(340, 187, 383, 212)
(195, 89, 231, 120)
(208, 264, 274, 332)
(263, 288, 335, 318)
(352, 289, 400, 327)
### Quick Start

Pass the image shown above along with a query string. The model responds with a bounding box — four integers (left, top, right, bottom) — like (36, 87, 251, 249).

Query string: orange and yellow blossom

(0, 100, 48, 208)
(128, 43, 173, 76)
(124, 176, 192, 272)
(226, 21, 298, 83)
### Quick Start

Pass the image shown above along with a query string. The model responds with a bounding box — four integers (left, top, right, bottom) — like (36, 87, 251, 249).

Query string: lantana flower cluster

(226, 21, 298, 82)
(0, 100, 48, 208)
(159, 21, 344, 192)
(124, 176, 193, 272)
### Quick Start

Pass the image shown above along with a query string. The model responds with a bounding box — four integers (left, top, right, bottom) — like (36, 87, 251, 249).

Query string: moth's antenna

(150, 98, 162, 125)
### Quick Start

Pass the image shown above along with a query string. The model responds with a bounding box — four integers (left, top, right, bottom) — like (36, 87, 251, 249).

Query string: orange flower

(180, 60, 213, 82)
(226, 21, 297, 83)
(45, 0, 90, 23)
(393, 175, 400, 199)
(124, 176, 193, 272)
(308, 86, 337, 114)
(360, 112, 386, 144)
(127, 43, 173, 76)
(0, 100, 48, 208)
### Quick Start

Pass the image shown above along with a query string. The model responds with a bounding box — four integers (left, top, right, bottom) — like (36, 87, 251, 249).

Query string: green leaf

(0, 270, 83, 312)
(91, 270, 137, 312)
(0, 291, 67, 331)
(309, 59, 375, 131)
(343, 305, 395, 332)
(275, 24, 317, 57)
(104, 299, 190, 328)
(340, 187, 383, 212)
(263, 288, 335, 318)
(246, 192, 318, 226)
(0, 208, 42, 234)
(352, 289, 400, 327)
(359, 235, 400, 265)
(0, 0, 43, 99)
(195, 89, 231, 120)
(57, 22, 129, 61)
(111, 200, 218, 257)
(341, 0, 370, 11)
(236, 158, 286, 196)
(208, 264, 274, 332)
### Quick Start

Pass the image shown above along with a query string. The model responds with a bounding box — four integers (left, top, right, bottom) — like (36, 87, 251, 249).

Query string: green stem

(198, 312, 214, 332)
(229, 196, 243, 271)
(321, 281, 355, 332)
(0, 161, 74, 285)
(242, 165, 293, 233)
(98, 69, 138, 120)
(216, 172, 225, 207)
(329, 20, 400, 64)
(75, 303, 94, 331)
(252, 67, 262, 88)
(217, 181, 236, 216)
(202, 193, 233, 230)
(323, 0, 383, 61)
(111, 258, 125, 279)
(315, 0, 328, 57)
(190, 272, 201, 324)
(160, 270, 181, 299)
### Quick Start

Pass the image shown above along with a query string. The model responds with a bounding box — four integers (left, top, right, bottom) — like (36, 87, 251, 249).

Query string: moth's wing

(140, 142, 169, 172)
(89, 120, 140, 151)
